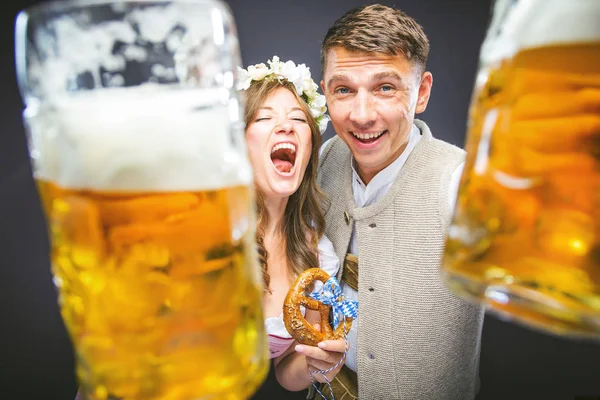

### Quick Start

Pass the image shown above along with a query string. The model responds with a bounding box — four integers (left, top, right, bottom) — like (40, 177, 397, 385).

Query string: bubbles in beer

(40, 181, 267, 398)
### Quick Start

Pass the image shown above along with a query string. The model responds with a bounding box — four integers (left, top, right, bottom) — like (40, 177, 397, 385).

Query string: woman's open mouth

(270, 142, 297, 174)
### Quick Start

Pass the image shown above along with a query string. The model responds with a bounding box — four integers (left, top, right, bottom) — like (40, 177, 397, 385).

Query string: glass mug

(15, 0, 268, 398)
(443, 0, 600, 339)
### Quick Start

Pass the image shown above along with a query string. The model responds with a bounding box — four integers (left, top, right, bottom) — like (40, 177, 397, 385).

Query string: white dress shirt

(321, 124, 464, 372)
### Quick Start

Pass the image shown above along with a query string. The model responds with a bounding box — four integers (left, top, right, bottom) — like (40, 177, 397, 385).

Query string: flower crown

(237, 56, 329, 134)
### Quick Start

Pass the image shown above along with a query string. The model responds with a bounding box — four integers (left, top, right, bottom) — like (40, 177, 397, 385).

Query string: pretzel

(283, 268, 353, 346)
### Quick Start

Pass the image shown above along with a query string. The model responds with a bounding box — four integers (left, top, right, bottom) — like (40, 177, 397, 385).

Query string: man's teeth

(271, 143, 296, 153)
(352, 131, 385, 140)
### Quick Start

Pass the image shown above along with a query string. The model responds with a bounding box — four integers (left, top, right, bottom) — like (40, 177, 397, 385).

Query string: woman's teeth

(271, 142, 296, 153)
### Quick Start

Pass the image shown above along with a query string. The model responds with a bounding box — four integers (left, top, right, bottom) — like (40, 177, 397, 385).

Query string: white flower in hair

(267, 56, 282, 74)
(309, 94, 326, 119)
(292, 63, 312, 95)
(237, 67, 252, 91)
(318, 115, 330, 136)
(248, 63, 270, 81)
(280, 60, 300, 87)
(303, 79, 319, 100)
(238, 56, 329, 134)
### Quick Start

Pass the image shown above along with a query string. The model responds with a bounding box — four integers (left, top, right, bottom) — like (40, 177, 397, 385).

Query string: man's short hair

(321, 4, 430, 74)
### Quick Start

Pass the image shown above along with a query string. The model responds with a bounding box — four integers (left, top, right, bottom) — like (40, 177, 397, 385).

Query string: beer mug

(443, 0, 600, 339)
(15, 1, 268, 398)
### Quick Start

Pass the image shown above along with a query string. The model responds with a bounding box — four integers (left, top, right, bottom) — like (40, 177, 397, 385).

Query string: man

(313, 4, 484, 399)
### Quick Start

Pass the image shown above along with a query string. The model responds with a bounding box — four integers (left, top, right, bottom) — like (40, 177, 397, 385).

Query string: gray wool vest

(317, 120, 484, 399)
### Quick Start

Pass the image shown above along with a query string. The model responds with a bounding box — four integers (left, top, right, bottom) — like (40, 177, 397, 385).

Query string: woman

(240, 57, 347, 396)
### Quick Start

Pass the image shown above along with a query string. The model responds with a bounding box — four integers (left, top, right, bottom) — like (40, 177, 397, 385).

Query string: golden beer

(17, 1, 269, 396)
(22, 82, 270, 398)
(39, 180, 268, 399)
(443, 41, 600, 337)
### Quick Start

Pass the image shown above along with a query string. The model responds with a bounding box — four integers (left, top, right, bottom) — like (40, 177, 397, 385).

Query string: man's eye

(335, 87, 350, 94)
(380, 85, 394, 92)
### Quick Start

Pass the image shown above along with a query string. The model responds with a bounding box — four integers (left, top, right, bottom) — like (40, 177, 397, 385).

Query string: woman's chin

(265, 178, 302, 199)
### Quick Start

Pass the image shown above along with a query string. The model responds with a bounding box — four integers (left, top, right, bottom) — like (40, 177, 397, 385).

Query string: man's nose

(349, 90, 377, 127)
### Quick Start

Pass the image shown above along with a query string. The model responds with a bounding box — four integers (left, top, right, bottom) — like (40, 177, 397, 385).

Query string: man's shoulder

(417, 137, 465, 184)
(318, 136, 351, 173)
(319, 135, 347, 158)
(318, 136, 335, 158)
(430, 136, 466, 158)
(317, 136, 351, 204)
(415, 119, 465, 160)
(423, 136, 466, 171)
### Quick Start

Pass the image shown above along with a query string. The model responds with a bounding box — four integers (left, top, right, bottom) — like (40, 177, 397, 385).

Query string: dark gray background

(0, 1, 599, 399)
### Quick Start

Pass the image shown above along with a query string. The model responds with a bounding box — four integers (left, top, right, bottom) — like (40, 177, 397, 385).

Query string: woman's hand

(294, 323, 348, 383)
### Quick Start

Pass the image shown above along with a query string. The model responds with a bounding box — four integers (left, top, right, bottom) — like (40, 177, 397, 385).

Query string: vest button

(368, 353, 375, 360)
(344, 211, 350, 225)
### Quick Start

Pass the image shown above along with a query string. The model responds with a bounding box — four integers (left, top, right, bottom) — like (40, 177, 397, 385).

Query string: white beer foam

(27, 85, 252, 191)
(481, 0, 600, 64)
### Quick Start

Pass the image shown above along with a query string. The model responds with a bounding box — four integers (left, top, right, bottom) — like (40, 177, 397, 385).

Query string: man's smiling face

(321, 47, 432, 183)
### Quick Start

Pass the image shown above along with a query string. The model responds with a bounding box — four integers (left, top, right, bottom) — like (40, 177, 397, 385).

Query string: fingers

(306, 355, 343, 372)
(306, 354, 346, 384)
(295, 340, 347, 364)
(317, 338, 348, 353)
(296, 338, 349, 382)
(295, 344, 335, 364)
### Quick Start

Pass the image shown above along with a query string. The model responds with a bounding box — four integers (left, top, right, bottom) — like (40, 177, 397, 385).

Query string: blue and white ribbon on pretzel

(310, 277, 358, 329)
(308, 276, 358, 400)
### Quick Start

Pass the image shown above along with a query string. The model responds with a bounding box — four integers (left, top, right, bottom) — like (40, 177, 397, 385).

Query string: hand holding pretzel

(283, 268, 355, 346)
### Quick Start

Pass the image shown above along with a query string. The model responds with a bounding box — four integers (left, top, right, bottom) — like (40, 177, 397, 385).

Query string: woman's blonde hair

(244, 78, 325, 291)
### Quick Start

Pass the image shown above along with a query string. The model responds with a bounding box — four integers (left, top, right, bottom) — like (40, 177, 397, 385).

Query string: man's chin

(353, 148, 383, 165)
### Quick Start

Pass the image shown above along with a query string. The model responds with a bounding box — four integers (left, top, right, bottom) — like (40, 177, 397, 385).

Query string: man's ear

(415, 71, 432, 114)
(320, 79, 326, 94)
